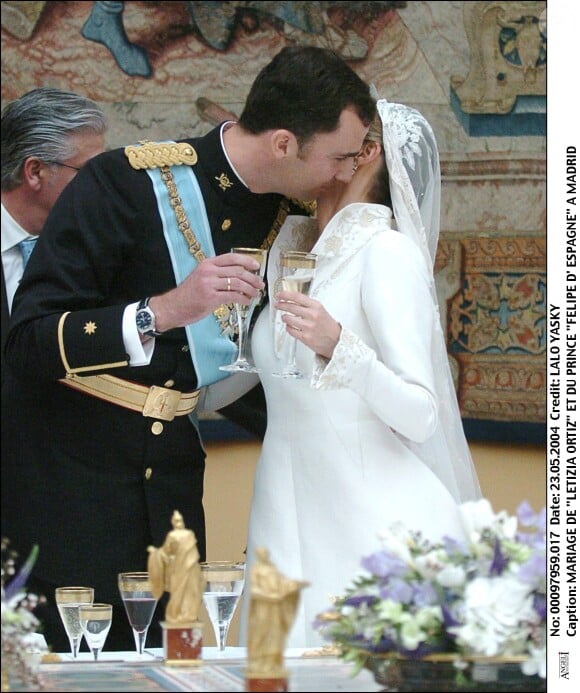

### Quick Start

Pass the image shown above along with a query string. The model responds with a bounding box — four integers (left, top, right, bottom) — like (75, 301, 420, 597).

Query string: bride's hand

(274, 291, 341, 359)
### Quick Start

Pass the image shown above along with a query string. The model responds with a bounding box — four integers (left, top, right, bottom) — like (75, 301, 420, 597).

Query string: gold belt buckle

(143, 386, 182, 421)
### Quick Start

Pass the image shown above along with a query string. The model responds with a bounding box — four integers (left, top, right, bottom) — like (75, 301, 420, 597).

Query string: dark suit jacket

(1, 125, 304, 606)
(1, 260, 8, 384)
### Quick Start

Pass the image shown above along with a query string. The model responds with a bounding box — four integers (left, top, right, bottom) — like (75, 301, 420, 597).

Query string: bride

(201, 100, 481, 648)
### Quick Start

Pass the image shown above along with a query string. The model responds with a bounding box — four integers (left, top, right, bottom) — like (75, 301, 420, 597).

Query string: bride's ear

(356, 141, 382, 166)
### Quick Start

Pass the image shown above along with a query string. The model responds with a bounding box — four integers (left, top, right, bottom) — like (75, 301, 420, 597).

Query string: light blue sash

(146, 164, 235, 386)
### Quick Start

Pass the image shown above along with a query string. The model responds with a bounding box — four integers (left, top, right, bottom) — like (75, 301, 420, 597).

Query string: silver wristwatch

(135, 297, 162, 338)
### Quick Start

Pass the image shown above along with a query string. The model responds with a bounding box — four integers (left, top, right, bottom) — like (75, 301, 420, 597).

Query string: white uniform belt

(59, 374, 200, 422)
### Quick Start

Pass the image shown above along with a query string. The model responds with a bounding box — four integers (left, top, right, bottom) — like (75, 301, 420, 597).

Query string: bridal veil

(376, 99, 481, 503)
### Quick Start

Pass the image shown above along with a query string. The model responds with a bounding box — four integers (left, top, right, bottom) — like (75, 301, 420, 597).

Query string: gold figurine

(147, 510, 203, 624)
(246, 547, 309, 683)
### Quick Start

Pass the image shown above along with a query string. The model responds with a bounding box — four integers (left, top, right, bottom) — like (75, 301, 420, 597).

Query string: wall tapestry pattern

(437, 233, 545, 426)
(1, 0, 547, 441)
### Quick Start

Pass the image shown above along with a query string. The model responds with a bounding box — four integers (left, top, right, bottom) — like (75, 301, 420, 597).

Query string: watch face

(136, 309, 153, 332)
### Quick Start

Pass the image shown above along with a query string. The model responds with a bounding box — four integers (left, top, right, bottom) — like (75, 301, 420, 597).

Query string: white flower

(458, 499, 495, 537)
(450, 575, 537, 656)
(377, 599, 406, 624)
(522, 645, 547, 678)
(376, 523, 413, 563)
(400, 617, 427, 650)
(459, 499, 518, 542)
(436, 564, 466, 589)
(414, 549, 449, 579)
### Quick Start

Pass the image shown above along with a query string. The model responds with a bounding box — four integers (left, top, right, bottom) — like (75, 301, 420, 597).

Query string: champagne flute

(118, 572, 158, 658)
(55, 586, 94, 659)
(219, 247, 268, 373)
(272, 250, 317, 379)
(79, 603, 113, 661)
(200, 561, 245, 653)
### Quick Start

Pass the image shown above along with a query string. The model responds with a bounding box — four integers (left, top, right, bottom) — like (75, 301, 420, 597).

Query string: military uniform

(1, 124, 306, 651)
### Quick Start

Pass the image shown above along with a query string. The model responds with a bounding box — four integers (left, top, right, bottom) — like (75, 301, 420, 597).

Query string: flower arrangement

(314, 500, 546, 683)
(1, 538, 46, 690)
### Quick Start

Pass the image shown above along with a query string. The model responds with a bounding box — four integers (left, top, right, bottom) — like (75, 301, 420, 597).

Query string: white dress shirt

(1, 203, 37, 313)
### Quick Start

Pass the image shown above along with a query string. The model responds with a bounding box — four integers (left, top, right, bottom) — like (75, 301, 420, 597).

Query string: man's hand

(150, 252, 265, 332)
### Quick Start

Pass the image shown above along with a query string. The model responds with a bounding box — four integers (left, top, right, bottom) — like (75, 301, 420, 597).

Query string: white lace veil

(377, 99, 481, 503)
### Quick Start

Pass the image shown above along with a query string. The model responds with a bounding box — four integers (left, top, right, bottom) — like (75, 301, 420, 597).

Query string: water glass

(79, 602, 113, 661)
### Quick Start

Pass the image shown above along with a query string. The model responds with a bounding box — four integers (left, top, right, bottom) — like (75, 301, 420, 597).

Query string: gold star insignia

(215, 173, 233, 192)
(84, 321, 97, 335)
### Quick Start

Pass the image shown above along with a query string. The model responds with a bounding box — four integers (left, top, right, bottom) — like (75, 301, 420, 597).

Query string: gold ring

(226, 277, 231, 291)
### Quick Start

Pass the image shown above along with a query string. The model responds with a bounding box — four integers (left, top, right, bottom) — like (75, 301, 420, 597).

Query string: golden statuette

(246, 547, 309, 681)
(147, 510, 203, 624)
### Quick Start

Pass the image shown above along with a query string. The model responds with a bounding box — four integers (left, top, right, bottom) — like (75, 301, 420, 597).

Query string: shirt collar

(220, 121, 250, 188)
(196, 123, 274, 207)
(1, 203, 34, 253)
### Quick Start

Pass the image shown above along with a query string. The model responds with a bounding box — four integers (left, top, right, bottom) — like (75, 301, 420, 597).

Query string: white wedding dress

(233, 207, 469, 648)
(202, 100, 481, 649)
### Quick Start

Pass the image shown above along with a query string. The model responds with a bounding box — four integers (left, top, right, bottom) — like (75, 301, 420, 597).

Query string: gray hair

(1, 87, 107, 190)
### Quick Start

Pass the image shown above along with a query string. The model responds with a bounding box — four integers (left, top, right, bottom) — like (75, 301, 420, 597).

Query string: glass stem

(133, 629, 147, 655)
(236, 305, 248, 363)
(216, 622, 230, 651)
(286, 336, 298, 371)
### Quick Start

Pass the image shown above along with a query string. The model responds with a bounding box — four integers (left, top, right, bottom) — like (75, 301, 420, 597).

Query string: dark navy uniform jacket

(1, 124, 306, 621)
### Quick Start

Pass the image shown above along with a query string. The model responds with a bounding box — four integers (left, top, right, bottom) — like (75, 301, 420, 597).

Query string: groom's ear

(271, 129, 297, 159)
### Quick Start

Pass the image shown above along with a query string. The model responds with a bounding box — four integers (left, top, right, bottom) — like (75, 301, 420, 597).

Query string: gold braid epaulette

(124, 140, 198, 170)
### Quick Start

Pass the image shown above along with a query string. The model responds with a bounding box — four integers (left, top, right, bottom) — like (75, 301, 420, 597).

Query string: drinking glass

(219, 247, 268, 373)
(79, 603, 113, 661)
(118, 572, 158, 657)
(55, 586, 94, 659)
(200, 561, 245, 652)
(272, 250, 317, 379)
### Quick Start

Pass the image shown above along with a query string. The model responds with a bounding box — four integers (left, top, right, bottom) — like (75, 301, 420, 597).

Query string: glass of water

(200, 561, 245, 652)
(79, 602, 113, 661)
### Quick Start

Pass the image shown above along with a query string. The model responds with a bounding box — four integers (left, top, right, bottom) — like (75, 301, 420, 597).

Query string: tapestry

(436, 232, 546, 442)
(0, 1, 547, 442)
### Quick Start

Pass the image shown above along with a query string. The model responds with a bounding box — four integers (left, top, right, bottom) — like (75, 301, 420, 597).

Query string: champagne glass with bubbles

(118, 572, 158, 657)
(201, 561, 245, 653)
(272, 250, 317, 379)
(219, 247, 268, 373)
(55, 586, 94, 659)
(79, 603, 113, 661)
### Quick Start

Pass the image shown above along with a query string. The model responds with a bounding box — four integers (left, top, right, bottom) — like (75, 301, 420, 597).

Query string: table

(12, 648, 381, 692)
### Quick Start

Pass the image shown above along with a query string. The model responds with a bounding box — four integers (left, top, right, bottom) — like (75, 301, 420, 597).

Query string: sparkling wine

(55, 586, 94, 658)
(122, 597, 156, 632)
(220, 247, 268, 374)
(281, 275, 313, 295)
(203, 592, 240, 626)
(272, 250, 317, 379)
(57, 603, 85, 640)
